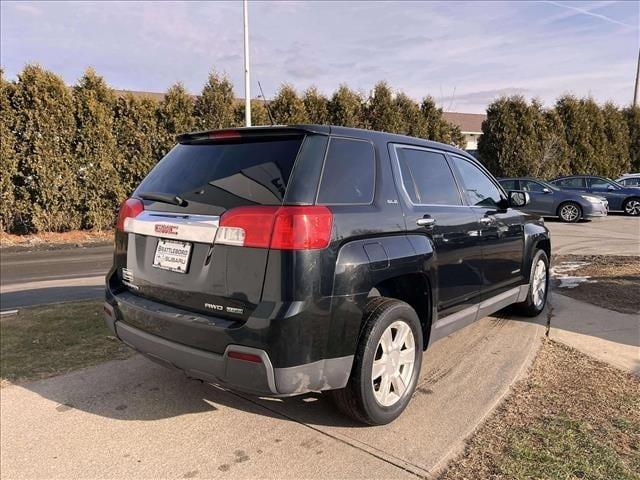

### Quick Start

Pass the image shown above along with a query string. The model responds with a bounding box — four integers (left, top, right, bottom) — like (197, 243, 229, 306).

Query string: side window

(622, 178, 640, 186)
(520, 180, 545, 192)
(587, 177, 611, 189)
(395, 147, 461, 205)
(317, 137, 375, 205)
(451, 156, 504, 207)
(499, 180, 518, 191)
(557, 178, 585, 188)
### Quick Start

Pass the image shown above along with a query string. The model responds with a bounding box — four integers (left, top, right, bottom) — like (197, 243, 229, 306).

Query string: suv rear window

(135, 136, 304, 214)
(317, 137, 375, 205)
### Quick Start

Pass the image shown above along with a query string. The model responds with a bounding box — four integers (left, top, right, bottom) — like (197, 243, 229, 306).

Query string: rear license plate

(153, 239, 192, 273)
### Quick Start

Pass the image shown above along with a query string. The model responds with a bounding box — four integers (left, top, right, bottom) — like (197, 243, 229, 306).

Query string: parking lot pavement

(0, 316, 542, 479)
(545, 214, 639, 256)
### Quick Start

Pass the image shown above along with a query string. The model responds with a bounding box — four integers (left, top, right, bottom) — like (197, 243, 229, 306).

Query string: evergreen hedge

(1, 64, 637, 233)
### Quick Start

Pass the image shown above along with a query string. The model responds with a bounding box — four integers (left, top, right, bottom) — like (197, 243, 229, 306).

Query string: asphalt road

(0, 245, 112, 310)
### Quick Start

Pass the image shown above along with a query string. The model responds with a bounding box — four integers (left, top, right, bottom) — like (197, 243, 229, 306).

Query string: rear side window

(520, 180, 545, 192)
(587, 177, 613, 188)
(621, 177, 640, 186)
(317, 137, 375, 205)
(555, 177, 585, 188)
(396, 147, 462, 205)
(499, 180, 518, 191)
(135, 136, 304, 214)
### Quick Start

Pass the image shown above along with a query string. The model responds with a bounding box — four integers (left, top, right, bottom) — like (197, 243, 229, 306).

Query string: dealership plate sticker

(153, 239, 192, 273)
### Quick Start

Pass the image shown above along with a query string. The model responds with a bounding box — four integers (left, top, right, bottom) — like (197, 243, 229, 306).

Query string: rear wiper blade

(138, 192, 188, 207)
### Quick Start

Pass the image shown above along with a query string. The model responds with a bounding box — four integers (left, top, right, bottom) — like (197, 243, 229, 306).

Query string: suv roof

(178, 124, 475, 160)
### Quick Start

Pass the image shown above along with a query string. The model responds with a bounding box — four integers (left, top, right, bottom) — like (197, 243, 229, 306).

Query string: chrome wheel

(560, 203, 580, 222)
(624, 199, 640, 216)
(371, 320, 416, 407)
(532, 259, 547, 309)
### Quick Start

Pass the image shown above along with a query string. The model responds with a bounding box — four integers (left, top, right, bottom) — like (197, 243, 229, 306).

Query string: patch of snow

(551, 261, 598, 289)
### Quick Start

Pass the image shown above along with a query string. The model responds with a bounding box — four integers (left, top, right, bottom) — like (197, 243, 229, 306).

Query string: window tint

(135, 136, 304, 214)
(451, 156, 504, 207)
(555, 177, 585, 188)
(317, 137, 375, 204)
(520, 180, 545, 192)
(587, 177, 613, 189)
(499, 180, 518, 191)
(396, 148, 461, 205)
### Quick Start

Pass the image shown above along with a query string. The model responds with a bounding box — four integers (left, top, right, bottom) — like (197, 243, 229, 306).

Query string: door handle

(479, 217, 493, 224)
(416, 217, 436, 227)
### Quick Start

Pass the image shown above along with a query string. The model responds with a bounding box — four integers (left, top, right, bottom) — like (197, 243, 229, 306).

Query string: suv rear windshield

(135, 136, 304, 214)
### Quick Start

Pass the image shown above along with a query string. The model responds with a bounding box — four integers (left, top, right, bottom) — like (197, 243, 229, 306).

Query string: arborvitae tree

(537, 109, 570, 178)
(623, 105, 640, 172)
(365, 82, 403, 133)
(113, 94, 158, 195)
(0, 70, 18, 232)
(394, 93, 426, 137)
(73, 68, 124, 230)
(419, 97, 465, 148)
(270, 84, 307, 124)
(328, 85, 365, 128)
(303, 87, 329, 124)
(194, 71, 235, 130)
(554, 95, 608, 176)
(11, 65, 80, 232)
(601, 103, 630, 177)
(154, 82, 195, 159)
(234, 99, 271, 127)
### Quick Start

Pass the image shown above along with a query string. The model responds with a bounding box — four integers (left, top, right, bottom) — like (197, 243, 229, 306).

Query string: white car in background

(616, 173, 640, 188)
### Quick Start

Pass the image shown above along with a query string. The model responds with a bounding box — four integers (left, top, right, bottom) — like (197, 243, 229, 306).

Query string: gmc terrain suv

(105, 125, 551, 425)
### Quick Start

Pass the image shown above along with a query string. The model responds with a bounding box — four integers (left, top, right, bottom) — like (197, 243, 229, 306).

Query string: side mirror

(542, 188, 551, 194)
(607, 184, 616, 191)
(508, 190, 529, 207)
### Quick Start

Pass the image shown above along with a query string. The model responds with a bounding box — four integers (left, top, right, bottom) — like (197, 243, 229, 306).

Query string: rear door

(117, 133, 310, 323)
(390, 144, 483, 314)
(448, 155, 525, 295)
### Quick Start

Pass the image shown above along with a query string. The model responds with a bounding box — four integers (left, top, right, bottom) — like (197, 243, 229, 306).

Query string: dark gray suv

(498, 177, 608, 222)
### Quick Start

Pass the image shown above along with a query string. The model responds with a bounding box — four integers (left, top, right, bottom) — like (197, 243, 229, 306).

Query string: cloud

(12, 3, 42, 16)
(543, 0, 634, 28)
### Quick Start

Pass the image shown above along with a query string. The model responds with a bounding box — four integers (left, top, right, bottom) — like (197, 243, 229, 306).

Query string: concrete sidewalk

(548, 293, 639, 374)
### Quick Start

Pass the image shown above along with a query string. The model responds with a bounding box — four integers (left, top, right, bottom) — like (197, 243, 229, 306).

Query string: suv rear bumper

(104, 296, 353, 397)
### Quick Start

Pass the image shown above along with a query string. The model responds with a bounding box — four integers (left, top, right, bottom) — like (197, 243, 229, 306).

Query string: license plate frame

(153, 239, 193, 274)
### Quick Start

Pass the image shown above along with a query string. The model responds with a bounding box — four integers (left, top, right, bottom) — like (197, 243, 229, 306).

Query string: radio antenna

(258, 81, 275, 125)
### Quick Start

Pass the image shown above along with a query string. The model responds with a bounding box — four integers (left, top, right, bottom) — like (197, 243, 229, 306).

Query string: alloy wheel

(532, 258, 547, 310)
(371, 320, 416, 407)
(624, 199, 640, 216)
(560, 204, 580, 222)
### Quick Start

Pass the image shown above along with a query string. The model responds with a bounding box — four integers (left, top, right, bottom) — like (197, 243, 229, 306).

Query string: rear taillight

(116, 198, 144, 231)
(215, 206, 332, 250)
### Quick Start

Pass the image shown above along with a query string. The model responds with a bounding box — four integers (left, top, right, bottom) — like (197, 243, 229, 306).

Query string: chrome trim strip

(435, 285, 529, 329)
(124, 211, 219, 244)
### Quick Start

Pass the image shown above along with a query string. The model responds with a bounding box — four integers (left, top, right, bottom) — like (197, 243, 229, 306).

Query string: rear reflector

(116, 198, 144, 231)
(215, 206, 332, 250)
(227, 351, 263, 363)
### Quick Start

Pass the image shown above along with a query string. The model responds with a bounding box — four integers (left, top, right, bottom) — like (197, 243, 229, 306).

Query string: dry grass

(0, 230, 112, 249)
(552, 255, 640, 315)
(439, 340, 640, 480)
(0, 300, 134, 384)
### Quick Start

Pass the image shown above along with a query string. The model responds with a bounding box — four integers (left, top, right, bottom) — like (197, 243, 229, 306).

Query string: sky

(1, 1, 638, 113)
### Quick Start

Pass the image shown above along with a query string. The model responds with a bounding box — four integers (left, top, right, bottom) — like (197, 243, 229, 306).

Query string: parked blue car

(498, 177, 608, 222)
(550, 175, 640, 217)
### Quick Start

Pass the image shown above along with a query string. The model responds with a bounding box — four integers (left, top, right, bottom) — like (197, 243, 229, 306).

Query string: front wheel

(558, 202, 582, 222)
(329, 297, 423, 425)
(623, 198, 640, 216)
(513, 249, 549, 317)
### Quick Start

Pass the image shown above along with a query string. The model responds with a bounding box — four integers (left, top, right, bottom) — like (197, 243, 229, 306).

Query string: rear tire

(513, 249, 549, 317)
(329, 297, 423, 425)
(623, 197, 640, 216)
(557, 202, 582, 223)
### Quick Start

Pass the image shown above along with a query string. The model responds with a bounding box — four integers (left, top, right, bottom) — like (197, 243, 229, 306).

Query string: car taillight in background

(116, 198, 144, 231)
(215, 206, 333, 250)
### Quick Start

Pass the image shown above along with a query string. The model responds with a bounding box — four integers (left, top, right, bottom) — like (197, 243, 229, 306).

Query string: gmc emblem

(154, 224, 178, 235)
